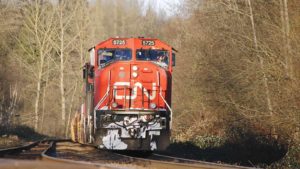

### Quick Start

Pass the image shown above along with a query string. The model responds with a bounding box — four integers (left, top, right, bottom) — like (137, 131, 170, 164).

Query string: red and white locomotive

(71, 37, 176, 151)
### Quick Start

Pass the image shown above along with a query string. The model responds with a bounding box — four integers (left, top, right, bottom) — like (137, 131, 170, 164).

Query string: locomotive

(71, 37, 176, 151)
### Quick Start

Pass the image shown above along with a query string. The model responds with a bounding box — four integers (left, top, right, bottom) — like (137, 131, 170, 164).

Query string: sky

(84, 0, 184, 17)
(87, 0, 183, 17)
(143, 0, 182, 17)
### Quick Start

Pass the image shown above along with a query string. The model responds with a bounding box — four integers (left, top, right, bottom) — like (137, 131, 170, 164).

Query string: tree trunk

(65, 82, 78, 138)
(59, 3, 66, 128)
(247, 0, 273, 115)
(33, 0, 44, 130)
(283, 0, 293, 78)
(40, 58, 50, 132)
(247, 0, 276, 138)
(34, 50, 45, 130)
(280, 0, 293, 78)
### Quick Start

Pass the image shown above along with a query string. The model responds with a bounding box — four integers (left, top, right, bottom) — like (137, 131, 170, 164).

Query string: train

(71, 37, 176, 151)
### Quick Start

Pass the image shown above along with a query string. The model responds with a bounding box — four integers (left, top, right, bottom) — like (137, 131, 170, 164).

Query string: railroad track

(115, 151, 257, 169)
(0, 139, 50, 159)
(0, 140, 258, 169)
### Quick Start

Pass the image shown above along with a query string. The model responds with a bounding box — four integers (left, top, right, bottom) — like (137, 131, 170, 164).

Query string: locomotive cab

(73, 38, 175, 151)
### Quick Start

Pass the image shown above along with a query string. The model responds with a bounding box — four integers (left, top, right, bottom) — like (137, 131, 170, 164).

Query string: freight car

(71, 37, 176, 151)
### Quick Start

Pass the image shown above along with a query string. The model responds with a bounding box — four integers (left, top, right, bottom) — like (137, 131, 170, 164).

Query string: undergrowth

(165, 129, 289, 168)
(268, 143, 300, 169)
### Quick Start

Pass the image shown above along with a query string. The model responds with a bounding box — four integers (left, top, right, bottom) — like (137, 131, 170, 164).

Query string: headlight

(132, 66, 138, 71)
(112, 102, 118, 108)
(132, 72, 138, 78)
(150, 103, 157, 109)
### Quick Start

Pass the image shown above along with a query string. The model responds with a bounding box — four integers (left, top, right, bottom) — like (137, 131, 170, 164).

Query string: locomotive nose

(130, 64, 158, 109)
(109, 63, 160, 110)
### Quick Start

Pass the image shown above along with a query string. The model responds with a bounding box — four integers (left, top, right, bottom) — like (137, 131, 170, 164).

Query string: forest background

(0, 0, 299, 168)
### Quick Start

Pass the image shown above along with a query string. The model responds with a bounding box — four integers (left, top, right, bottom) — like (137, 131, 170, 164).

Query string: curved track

(0, 140, 50, 159)
(0, 140, 259, 169)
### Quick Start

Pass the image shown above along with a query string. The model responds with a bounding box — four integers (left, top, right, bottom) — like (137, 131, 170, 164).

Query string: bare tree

(246, 0, 273, 116)
(279, 0, 293, 79)
(49, 0, 90, 135)
(40, 58, 50, 131)
(17, 0, 56, 130)
(0, 85, 19, 129)
(58, 0, 67, 125)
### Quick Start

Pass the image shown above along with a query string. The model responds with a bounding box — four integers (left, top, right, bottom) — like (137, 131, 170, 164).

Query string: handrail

(93, 71, 111, 132)
(93, 88, 109, 132)
(159, 89, 173, 129)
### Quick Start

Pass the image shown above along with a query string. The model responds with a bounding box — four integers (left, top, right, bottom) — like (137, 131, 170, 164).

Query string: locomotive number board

(112, 39, 126, 45)
(142, 40, 155, 46)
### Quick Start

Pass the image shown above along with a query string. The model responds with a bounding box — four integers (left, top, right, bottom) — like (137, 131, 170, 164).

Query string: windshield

(98, 49, 132, 67)
(136, 49, 169, 67)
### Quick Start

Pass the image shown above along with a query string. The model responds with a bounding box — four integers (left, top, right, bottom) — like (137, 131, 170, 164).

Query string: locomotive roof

(89, 37, 177, 52)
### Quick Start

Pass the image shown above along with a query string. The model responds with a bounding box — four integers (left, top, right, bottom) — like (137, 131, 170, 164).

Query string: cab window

(98, 49, 131, 67)
(136, 49, 169, 67)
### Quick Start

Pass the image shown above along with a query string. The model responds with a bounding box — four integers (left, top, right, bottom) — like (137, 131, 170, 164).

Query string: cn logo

(113, 82, 156, 100)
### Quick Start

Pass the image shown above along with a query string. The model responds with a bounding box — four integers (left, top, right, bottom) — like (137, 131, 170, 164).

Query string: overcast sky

(144, 0, 182, 17)
(87, 0, 182, 17)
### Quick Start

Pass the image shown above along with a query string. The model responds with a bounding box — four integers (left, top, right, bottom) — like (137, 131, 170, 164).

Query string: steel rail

(0, 140, 259, 169)
(0, 140, 41, 157)
(115, 152, 257, 169)
(151, 153, 259, 169)
(41, 141, 120, 169)
(45, 141, 259, 169)
(0, 139, 71, 157)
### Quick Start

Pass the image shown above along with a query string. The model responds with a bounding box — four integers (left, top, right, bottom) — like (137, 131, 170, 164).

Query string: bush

(193, 135, 224, 149)
(268, 144, 300, 169)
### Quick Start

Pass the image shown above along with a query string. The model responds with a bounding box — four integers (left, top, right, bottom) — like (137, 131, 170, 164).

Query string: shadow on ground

(0, 125, 48, 141)
(160, 138, 287, 167)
